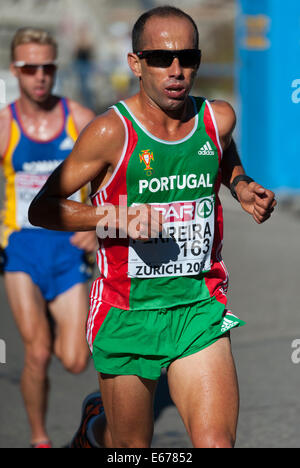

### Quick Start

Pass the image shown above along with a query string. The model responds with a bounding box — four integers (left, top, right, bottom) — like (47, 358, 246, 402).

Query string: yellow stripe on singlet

(1, 119, 21, 247)
(66, 113, 78, 142)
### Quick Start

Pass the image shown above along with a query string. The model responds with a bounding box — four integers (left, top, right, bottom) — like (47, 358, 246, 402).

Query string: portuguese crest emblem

(139, 149, 154, 175)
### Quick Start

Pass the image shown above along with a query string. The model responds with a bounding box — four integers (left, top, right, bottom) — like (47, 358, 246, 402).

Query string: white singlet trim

(205, 100, 223, 158)
(119, 97, 198, 145)
(90, 106, 129, 200)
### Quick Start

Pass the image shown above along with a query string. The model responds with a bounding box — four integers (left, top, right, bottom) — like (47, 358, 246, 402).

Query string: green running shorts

(90, 296, 245, 380)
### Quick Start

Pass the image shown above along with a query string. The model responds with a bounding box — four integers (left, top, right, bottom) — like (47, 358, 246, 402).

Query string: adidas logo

(221, 317, 239, 333)
(198, 141, 214, 156)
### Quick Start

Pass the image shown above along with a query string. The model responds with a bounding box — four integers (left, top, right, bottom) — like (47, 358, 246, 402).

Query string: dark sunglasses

(14, 61, 57, 75)
(136, 49, 201, 68)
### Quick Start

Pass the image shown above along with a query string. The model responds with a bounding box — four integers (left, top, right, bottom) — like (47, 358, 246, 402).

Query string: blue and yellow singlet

(1, 97, 86, 247)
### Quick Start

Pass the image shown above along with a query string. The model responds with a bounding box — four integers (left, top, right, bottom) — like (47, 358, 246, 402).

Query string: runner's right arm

(65, 99, 99, 252)
(29, 110, 122, 231)
(29, 110, 163, 238)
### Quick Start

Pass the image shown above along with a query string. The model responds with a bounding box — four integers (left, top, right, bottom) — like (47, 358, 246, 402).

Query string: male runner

(0, 28, 96, 448)
(29, 7, 276, 448)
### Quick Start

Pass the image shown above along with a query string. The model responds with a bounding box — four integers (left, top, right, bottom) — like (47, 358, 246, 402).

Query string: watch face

(230, 175, 254, 201)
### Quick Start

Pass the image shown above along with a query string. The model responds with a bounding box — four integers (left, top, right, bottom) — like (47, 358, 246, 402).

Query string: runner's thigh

(167, 336, 239, 447)
(4, 272, 50, 346)
(48, 283, 89, 369)
(98, 373, 158, 447)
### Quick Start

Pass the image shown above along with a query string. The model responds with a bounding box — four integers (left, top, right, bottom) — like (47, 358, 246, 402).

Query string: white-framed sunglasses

(13, 61, 57, 75)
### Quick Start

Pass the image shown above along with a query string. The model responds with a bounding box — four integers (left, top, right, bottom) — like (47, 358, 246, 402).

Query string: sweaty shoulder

(67, 99, 96, 133)
(209, 100, 236, 140)
(0, 106, 12, 159)
(73, 107, 126, 166)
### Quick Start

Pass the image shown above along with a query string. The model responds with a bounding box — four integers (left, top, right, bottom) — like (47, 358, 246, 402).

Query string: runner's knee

(191, 429, 235, 448)
(55, 336, 89, 374)
(24, 344, 51, 373)
(61, 353, 89, 374)
(112, 436, 151, 448)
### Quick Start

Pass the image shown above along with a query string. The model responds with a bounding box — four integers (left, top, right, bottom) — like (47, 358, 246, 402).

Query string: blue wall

(236, 0, 300, 193)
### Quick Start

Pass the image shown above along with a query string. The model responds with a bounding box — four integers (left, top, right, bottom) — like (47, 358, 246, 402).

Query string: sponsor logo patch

(198, 141, 214, 156)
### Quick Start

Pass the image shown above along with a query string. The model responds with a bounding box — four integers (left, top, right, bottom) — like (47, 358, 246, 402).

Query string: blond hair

(11, 27, 58, 61)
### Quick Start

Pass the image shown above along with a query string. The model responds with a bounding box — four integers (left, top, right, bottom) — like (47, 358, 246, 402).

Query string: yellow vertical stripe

(1, 119, 21, 247)
(66, 114, 79, 142)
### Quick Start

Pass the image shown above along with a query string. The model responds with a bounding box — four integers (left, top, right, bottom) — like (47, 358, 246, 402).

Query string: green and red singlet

(87, 97, 229, 350)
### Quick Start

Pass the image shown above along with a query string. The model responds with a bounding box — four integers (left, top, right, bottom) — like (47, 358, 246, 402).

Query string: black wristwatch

(230, 175, 254, 201)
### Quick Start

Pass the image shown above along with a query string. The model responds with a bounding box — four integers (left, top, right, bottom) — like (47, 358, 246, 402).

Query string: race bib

(128, 196, 215, 278)
(15, 173, 82, 228)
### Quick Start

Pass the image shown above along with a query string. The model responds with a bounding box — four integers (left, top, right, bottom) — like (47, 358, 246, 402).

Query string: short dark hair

(132, 6, 199, 53)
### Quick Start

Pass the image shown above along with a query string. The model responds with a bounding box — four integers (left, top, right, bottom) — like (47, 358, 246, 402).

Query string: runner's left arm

(211, 100, 276, 224)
